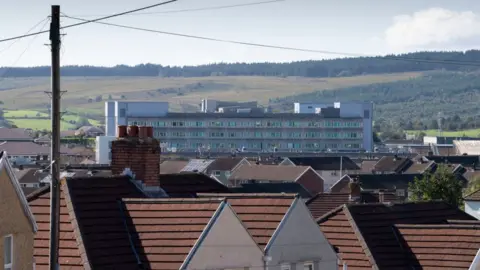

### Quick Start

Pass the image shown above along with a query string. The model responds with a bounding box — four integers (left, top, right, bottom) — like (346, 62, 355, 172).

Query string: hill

(0, 73, 421, 116)
(1, 50, 480, 78)
(275, 71, 480, 132)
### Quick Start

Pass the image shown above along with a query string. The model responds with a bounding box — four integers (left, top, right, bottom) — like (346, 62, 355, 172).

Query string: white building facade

(104, 101, 373, 153)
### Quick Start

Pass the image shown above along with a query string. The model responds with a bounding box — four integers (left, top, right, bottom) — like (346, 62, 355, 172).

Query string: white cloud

(384, 8, 480, 52)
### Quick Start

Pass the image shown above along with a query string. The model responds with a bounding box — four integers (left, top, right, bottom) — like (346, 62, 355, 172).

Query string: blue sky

(1, 0, 479, 66)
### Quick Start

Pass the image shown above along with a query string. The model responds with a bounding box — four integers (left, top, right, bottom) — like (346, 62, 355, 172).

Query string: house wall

(316, 170, 357, 192)
(0, 170, 34, 269)
(296, 169, 324, 195)
(465, 201, 480, 220)
(330, 177, 350, 193)
(266, 199, 337, 270)
(186, 204, 264, 270)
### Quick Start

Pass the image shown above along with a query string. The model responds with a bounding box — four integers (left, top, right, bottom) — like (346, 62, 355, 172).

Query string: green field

(8, 119, 76, 130)
(0, 73, 422, 115)
(406, 129, 480, 138)
(3, 109, 100, 131)
(4, 110, 48, 118)
(61, 114, 101, 126)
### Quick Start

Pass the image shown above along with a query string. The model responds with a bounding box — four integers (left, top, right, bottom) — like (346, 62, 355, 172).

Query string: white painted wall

(266, 199, 338, 270)
(465, 201, 480, 220)
(95, 136, 116, 164)
(105, 101, 169, 137)
(186, 204, 264, 270)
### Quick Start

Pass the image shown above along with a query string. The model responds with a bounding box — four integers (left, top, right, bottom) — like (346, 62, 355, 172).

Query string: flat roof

(129, 112, 361, 119)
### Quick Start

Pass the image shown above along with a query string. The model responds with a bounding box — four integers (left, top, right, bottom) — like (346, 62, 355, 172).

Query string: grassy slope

(0, 73, 422, 115)
(3, 109, 99, 131)
(406, 129, 480, 137)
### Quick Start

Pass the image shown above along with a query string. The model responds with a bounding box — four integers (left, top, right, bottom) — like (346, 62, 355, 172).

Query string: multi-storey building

(104, 101, 371, 153)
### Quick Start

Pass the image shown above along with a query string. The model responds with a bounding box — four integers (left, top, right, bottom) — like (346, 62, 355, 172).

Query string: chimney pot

(138, 126, 147, 139)
(117, 125, 127, 138)
(127, 125, 139, 137)
(146, 126, 153, 138)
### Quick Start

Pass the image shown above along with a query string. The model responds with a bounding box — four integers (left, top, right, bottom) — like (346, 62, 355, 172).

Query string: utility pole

(49, 5, 61, 270)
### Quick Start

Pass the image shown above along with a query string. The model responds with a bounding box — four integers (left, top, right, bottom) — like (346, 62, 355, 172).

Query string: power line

(0, 0, 178, 44)
(0, 18, 50, 79)
(68, 0, 284, 17)
(62, 15, 480, 67)
(0, 17, 49, 56)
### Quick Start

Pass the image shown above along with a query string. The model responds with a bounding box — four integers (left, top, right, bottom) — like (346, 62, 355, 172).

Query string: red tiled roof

(394, 223, 480, 269)
(306, 192, 400, 220)
(307, 193, 350, 219)
(317, 202, 475, 269)
(121, 198, 223, 269)
(27, 187, 84, 269)
(197, 193, 295, 248)
(27, 176, 148, 269)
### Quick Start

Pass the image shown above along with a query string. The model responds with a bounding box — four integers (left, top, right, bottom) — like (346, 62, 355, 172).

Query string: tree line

(274, 70, 480, 133)
(2, 50, 480, 78)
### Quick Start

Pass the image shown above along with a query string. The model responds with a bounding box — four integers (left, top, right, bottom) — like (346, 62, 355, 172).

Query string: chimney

(348, 177, 361, 202)
(110, 125, 161, 193)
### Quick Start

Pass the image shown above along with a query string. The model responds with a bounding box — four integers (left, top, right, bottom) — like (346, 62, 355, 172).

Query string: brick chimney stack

(110, 125, 161, 190)
(348, 177, 361, 202)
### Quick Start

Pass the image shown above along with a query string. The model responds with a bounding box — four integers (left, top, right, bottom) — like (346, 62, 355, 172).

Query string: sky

(0, 0, 479, 67)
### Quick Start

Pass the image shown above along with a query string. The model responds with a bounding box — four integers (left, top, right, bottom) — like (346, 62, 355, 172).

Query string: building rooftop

(284, 156, 360, 171)
(160, 160, 189, 174)
(394, 223, 480, 269)
(121, 198, 223, 269)
(197, 193, 295, 248)
(230, 164, 312, 182)
(158, 172, 230, 197)
(317, 201, 476, 269)
(373, 156, 413, 173)
(131, 110, 362, 119)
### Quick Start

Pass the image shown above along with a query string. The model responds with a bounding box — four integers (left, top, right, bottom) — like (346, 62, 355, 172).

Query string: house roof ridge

(26, 185, 50, 202)
(197, 192, 297, 198)
(63, 178, 92, 269)
(315, 204, 347, 223)
(394, 223, 480, 229)
(121, 198, 225, 203)
(343, 205, 380, 269)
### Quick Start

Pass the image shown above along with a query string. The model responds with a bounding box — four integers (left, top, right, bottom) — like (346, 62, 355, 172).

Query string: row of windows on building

(128, 119, 363, 128)
(164, 142, 362, 149)
(153, 131, 362, 139)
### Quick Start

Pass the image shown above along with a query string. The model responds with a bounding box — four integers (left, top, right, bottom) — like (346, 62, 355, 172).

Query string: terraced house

(104, 100, 371, 153)
(0, 151, 37, 270)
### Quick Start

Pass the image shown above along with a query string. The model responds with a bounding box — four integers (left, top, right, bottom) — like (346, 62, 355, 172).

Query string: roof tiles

(63, 176, 146, 269)
(27, 187, 84, 269)
(230, 164, 310, 182)
(197, 193, 295, 248)
(317, 202, 476, 269)
(121, 198, 223, 270)
(394, 223, 480, 269)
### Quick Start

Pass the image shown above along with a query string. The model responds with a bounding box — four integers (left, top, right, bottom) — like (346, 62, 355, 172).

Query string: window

(396, 189, 405, 197)
(4, 235, 12, 270)
(214, 171, 221, 176)
(281, 264, 291, 270)
(304, 262, 314, 270)
(119, 108, 126, 117)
